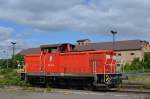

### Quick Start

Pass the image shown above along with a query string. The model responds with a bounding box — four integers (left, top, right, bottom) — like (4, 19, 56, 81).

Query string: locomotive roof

(40, 43, 75, 48)
(40, 44, 61, 48)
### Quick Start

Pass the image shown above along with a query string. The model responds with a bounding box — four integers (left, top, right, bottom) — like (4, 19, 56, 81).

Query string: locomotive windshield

(48, 47, 58, 53)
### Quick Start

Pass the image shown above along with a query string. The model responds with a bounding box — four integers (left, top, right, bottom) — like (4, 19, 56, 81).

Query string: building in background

(19, 40, 150, 68)
(76, 39, 91, 46)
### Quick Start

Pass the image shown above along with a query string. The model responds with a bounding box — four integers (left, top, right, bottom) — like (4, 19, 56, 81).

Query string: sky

(0, 0, 150, 58)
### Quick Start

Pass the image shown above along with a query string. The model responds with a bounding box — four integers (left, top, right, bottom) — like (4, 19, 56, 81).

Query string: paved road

(0, 89, 145, 99)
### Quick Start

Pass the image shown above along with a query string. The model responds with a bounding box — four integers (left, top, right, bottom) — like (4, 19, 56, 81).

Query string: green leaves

(0, 69, 21, 85)
(0, 54, 24, 69)
(124, 52, 150, 72)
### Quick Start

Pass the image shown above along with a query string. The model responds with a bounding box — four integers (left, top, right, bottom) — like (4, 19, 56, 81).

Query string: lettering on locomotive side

(48, 64, 55, 66)
(48, 56, 55, 66)
(49, 56, 53, 62)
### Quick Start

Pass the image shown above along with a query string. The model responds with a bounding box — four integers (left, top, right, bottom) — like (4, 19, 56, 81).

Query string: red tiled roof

(75, 40, 144, 51)
(19, 48, 41, 55)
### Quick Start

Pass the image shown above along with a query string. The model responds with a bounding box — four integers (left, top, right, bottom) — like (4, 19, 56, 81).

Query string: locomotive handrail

(104, 58, 106, 83)
(44, 54, 46, 73)
(40, 52, 42, 71)
(92, 61, 98, 84)
(110, 58, 113, 74)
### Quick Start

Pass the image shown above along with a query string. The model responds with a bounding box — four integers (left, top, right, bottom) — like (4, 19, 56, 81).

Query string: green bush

(143, 52, 150, 70)
(124, 58, 144, 72)
(124, 52, 150, 72)
(0, 54, 24, 69)
(0, 69, 21, 86)
(0, 68, 12, 74)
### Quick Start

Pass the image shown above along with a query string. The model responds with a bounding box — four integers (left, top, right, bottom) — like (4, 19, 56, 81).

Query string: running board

(93, 83, 107, 87)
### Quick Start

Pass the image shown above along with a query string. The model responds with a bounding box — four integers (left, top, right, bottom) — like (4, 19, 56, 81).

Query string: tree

(124, 52, 150, 73)
(124, 58, 143, 72)
(0, 54, 24, 69)
(14, 54, 24, 69)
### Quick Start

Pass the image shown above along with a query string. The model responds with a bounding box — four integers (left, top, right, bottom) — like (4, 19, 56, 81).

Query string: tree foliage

(143, 52, 150, 70)
(124, 52, 150, 72)
(0, 54, 24, 69)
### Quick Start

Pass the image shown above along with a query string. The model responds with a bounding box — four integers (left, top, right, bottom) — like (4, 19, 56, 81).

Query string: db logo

(49, 56, 53, 62)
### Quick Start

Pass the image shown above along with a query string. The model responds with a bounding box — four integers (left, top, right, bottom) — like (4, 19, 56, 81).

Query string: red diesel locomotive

(22, 43, 122, 89)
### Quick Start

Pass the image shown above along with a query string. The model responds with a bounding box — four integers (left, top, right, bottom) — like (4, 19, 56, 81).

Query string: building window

(117, 64, 120, 67)
(130, 53, 135, 55)
(118, 53, 121, 56)
(42, 49, 48, 54)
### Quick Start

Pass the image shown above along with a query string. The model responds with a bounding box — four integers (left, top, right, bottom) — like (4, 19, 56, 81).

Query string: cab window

(48, 48, 58, 53)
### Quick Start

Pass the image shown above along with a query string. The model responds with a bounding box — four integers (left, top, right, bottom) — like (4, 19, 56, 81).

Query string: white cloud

(0, 0, 149, 40)
(0, 26, 13, 58)
(0, 26, 13, 40)
(0, 26, 22, 54)
(0, 26, 16, 50)
(0, 26, 28, 58)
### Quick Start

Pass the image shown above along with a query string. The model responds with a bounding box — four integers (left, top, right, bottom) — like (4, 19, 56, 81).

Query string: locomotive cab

(91, 51, 122, 89)
(40, 43, 75, 54)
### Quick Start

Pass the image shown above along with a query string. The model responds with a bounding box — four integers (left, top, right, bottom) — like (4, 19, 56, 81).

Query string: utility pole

(110, 30, 117, 51)
(110, 30, 120, 72)
(3, 51, 9, 68)
(11, 42, 16, 68)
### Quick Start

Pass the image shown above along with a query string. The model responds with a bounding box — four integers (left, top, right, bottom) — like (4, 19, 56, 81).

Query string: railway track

(28, 82, 150, 94)
(1, 85, 149, 95)
(109, 88, 150, 94)
(53, 87, 150, 95)
(50, 85, 150, 95)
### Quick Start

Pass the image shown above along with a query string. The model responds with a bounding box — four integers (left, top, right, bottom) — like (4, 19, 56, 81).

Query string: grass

(0, 69, 52, 92)
(22, 86, 52, 92)
(0, 69, 22, 86)
(121, 74, 150, 89)
(142, 84, 150, 89)
(46, 86, 52, 92)
(127, 75, 150, 82)
(145, 96, 150, 99)
(0, 68, 32, 87)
